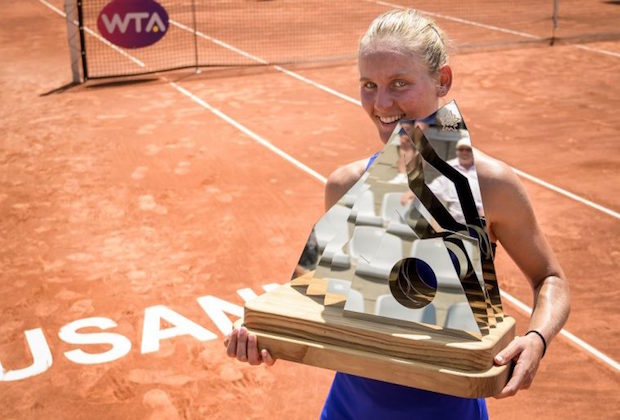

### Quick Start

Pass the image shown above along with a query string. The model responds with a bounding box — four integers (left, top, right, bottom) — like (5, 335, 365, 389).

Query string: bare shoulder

(475, 153, 526, 203)
(325, 159, 368, 210)
(474, 153, 533, 238)
(475, 153, 518, 188)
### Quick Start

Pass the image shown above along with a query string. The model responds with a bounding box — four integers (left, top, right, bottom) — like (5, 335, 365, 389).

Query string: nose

(375, 87, 393, 111)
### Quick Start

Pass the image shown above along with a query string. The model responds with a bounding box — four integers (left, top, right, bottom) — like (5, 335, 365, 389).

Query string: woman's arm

(324, 159, 368, 210)
(478, 156, 571, 398)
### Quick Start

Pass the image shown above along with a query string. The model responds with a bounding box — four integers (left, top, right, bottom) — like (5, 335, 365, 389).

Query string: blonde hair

(359, 9, 450, 76)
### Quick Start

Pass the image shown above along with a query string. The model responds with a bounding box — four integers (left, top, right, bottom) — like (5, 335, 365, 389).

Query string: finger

(223, 332, 231, 348)
(247, 334, 261, 365)
(495, 338, 523, 365)
(261, 349, 275, 366)
(236, 327, 248, 362)
(226, 329, 238, 358)
(494, 361, 525, 399)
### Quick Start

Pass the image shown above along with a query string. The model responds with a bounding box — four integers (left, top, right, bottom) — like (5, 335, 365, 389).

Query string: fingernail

(495, 355, 504, 363)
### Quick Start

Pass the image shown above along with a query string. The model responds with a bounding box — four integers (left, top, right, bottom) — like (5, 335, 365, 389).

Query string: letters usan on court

(96, 0, 169, 49)
(0, 285, 280, 383)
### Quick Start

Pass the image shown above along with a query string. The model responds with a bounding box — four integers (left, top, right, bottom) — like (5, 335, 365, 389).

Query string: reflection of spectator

(427, 138, 483, 223)
(389, 131, 419, 184)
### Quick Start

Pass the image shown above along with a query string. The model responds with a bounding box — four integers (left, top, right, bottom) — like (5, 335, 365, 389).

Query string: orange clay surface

(1, 1, 619, 419)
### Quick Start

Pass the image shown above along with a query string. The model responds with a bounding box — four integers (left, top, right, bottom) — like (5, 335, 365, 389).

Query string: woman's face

(359, 42, 443, 143)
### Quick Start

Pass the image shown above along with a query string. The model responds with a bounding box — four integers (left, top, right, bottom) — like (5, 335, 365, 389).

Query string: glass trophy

(240, 101, 515, 397)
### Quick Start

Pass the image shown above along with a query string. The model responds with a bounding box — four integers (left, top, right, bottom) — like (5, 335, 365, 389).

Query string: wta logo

(97, 0, 169, 49)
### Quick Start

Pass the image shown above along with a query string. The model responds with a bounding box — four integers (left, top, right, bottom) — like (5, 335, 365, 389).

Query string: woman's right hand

(224, 326, 275, 366)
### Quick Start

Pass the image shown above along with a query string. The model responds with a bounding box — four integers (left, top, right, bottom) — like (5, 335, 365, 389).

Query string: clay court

(1, 0, 619, 418)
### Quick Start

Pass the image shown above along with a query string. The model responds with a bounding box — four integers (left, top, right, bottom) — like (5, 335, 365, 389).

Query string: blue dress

(320, 373, 488, 419)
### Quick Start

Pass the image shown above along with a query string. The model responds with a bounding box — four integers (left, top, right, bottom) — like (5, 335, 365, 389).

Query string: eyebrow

(359, 74, 413, 82)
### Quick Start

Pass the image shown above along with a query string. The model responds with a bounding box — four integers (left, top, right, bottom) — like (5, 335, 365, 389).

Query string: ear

(437, 65, 452, 97)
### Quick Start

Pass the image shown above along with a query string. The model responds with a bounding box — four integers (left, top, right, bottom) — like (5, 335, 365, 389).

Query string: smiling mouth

(377, 114, 405, 124)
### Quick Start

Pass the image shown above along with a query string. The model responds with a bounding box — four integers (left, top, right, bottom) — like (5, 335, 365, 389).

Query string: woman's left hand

(493, 333, 546, 398)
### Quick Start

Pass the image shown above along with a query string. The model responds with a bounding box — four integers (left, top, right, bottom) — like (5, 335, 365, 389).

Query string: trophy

(239, 101, 515, 397)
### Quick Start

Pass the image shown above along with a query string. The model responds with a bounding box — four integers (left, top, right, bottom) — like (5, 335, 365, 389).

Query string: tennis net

(69, 0, 620, 80)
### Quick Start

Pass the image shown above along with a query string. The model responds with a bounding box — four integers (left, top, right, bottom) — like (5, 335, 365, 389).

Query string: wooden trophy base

(241, 282, 515, 398)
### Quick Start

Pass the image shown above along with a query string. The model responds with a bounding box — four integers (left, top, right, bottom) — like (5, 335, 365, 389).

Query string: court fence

(64, 0, 620, 81)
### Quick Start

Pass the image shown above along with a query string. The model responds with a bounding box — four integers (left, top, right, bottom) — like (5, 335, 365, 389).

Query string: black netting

(77, 0, 620, 79)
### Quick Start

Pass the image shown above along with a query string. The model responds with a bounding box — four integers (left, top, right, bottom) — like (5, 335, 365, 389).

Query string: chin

(377, 128, 392, 144)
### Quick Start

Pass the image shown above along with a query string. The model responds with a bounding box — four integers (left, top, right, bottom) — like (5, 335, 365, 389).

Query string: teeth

(378, 115, 404, 124)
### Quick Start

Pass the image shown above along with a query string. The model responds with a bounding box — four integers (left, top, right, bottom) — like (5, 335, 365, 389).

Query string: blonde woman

(226, 9, 570, 419)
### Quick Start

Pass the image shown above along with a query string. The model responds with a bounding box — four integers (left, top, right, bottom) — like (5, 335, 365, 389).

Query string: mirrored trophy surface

(240, 101, 515, 398)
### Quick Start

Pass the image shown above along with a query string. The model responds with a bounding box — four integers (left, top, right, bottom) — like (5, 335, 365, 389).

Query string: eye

(393, 80, 408, 88)
(362, 81, 376, 89)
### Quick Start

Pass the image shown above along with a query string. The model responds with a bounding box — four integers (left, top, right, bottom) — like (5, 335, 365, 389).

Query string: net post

(64, 0, 81, 83)
(551, 0, 559, 45)
(76, 0, 89, 80)
(191, 0, 200, 73)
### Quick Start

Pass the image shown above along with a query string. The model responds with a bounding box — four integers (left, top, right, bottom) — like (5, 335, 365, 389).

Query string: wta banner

(96, 0, 169, 49)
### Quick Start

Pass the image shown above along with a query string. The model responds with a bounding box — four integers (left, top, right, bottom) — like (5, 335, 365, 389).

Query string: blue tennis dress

(320, 373, 488, 419)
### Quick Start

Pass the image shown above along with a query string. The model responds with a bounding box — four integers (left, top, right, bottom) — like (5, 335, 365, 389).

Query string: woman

(225, 9, 570, 419)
